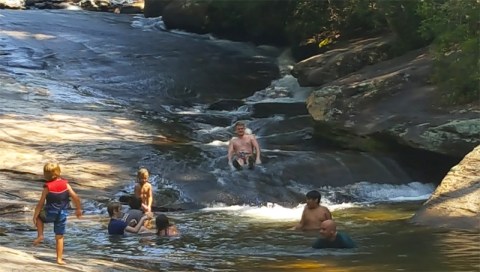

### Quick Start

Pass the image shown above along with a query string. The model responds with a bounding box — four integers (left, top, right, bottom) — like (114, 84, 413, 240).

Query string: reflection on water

(1, 204, 479, 271)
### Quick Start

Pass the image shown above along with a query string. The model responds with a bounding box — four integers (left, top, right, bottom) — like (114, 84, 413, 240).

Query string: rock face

(292, 36, 397, 87)
(411, 145, 480, 229)
(295, 36, 479, 229)
(143, 0, 171, 18)
(0, 0, 25, 8)
(300, 40, 479, 158)
(161, 0, 208, 33)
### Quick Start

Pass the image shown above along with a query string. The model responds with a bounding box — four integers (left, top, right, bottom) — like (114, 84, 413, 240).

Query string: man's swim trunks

(233, 152, 255, 170)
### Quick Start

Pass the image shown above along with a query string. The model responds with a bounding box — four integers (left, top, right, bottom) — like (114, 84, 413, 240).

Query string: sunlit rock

(411, 145, 480, 229)
(0, 0, 25, 9)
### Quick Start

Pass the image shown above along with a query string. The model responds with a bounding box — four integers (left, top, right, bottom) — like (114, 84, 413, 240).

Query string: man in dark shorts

(227, 121, 261, 170)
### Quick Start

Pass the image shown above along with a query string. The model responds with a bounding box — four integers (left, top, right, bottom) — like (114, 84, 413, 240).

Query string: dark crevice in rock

(312, 122, 461, 184)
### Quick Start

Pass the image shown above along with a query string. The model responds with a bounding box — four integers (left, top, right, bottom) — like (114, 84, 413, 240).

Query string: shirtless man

(134, 168, 153, 212)
(227, 121, 261, 170)
(293, 190, 332, 231)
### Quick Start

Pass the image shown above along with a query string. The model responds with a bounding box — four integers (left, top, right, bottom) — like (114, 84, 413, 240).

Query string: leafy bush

(418, 0, 480, 104)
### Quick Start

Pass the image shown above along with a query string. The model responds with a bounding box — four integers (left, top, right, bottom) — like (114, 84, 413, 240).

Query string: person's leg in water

(248, 156, 255, 170)
(232, 160, 243, 170)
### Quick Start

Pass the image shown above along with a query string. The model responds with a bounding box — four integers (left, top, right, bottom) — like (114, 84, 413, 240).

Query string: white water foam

(201, 202, 359, 222)
(341, 181, 435, 203)
(200, 181, 434, 221)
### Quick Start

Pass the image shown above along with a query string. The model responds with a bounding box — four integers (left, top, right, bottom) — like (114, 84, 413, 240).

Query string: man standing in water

(228, 121, 261, 170)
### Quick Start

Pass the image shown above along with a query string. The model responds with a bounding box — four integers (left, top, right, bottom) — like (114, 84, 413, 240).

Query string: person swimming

(155, 214, 180, 237)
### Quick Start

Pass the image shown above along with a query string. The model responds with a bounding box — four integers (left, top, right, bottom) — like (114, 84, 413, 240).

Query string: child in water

(155, 214, 180, 237)
(32, 162, 82, 265)
(107, 202, 152, 235)
(134, 168, 153, 212)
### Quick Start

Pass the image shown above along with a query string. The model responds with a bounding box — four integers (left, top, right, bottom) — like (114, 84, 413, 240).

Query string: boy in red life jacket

(32, 162, 82, 265)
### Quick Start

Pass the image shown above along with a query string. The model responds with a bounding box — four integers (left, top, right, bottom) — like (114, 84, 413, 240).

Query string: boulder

(304, 48, 480, 158)
(0, 0, 25, 9)
(143, 0, 171, 18)
(292, 35, 397, 87)
(208, 99, 245, 111)
(411, 145, 480, 229)
(162, 0, 208, 34)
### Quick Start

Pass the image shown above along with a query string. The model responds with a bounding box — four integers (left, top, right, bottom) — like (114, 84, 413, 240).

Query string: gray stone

(411, 145, 480, 229)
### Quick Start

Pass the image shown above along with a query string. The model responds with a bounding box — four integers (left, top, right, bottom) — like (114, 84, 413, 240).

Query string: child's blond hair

(137, 168, 149, 179)
(43, 162, 61, 181)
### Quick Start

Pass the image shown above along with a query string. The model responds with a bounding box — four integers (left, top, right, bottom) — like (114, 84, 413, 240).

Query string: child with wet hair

(107, 202, 152, 235)
(155, 214, 180, 237)
(32, 162, 82, 265)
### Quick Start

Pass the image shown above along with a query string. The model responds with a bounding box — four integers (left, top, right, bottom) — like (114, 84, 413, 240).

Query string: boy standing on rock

(32, 162, 82, 265)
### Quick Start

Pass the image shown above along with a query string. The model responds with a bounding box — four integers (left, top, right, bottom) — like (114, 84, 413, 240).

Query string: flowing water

(3, 202, 480, 271)
(0, 9, 478, 272)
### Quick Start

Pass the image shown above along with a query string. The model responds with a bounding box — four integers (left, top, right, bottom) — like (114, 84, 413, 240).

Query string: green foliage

(285, 0, 387, 46)
(418, 0, 480, 104)
(375, 0, 429, 50)
(202, 0, 478, 104)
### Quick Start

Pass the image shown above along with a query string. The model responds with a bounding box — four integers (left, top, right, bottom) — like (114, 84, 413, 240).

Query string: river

(0, 9, 478, 272)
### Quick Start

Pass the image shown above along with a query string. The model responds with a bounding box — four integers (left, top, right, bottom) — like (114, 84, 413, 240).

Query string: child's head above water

(107, 202, 122, 217)
(43, 162, 61, 181)
(137, 168, 149, 184)
(155, 214, 170, 231)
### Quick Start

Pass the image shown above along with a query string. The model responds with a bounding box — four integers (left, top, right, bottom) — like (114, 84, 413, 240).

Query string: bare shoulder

(302, 205, 310, 213)
(320, 205, 331, 212)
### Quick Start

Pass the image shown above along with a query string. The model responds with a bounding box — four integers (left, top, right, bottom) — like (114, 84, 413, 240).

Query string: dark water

(1, 9, 478, 271)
